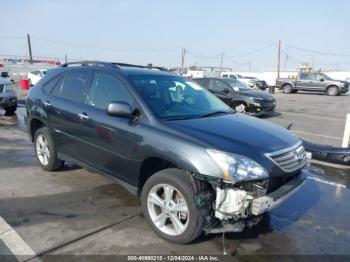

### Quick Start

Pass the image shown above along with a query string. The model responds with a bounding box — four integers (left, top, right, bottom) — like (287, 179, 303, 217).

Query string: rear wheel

(327, 86, 339, 96)
(141, 169, 205, 244)
(34, 127, 64, 171)
(4, 104, 17, 114)
(283, 84, 293, 94)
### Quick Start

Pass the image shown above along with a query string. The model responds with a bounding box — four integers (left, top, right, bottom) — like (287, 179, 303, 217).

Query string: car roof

(47, 62, 177, 77)
(119, 66, 176, 77)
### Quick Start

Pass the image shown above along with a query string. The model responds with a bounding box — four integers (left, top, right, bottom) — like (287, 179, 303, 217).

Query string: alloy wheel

(36, 134, 50, 166)
(147, 183, 190, 236)
(235, 104, 246, 113)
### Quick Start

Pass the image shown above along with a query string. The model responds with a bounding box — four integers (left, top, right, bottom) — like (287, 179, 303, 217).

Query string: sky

(1, 0, 350, 71)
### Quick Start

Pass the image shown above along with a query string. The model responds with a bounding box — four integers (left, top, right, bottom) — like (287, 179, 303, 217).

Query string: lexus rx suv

(25, 61, 308, 244)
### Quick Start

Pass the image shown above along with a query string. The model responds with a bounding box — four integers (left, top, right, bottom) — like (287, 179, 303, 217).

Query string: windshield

(128, 75, 232, 119)
(0, 84, 13, 93)
(222, 78, 251, 91)
(319, 73, 332, 80)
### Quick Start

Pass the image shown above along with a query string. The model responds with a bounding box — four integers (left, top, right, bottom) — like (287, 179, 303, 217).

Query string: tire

(34, 127, 64, 171)
(4, 104, 17, 114)
(327, 86, 339, 96)
(283, 84, 293, 94)
(141, 168, 205, 244)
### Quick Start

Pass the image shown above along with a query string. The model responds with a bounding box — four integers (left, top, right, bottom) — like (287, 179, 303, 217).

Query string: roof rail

(60, 61, 119, 69)
(60, 61, 171, 72)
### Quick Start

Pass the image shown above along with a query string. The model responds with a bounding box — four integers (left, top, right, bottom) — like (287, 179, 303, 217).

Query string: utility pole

(27, 34, 33, 64)
(220, 51, 224, 73)
(65, 54, 68, 63)
(181, 48, 186, 74)
(248, 61, 251, 72)
(277, 40, 281, 79)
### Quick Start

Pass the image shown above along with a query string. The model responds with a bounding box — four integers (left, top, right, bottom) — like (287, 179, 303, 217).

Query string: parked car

(28, 69, 47, 86)
(25, 61, 308, 244)
(276, 71, 349, 96)
(194, 77, 276, 115)
(0, 77, 17, 114)
(221, 73, 267, 90)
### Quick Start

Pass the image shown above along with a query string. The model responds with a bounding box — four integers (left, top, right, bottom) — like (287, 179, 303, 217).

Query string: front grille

(266, 142, 307, 173)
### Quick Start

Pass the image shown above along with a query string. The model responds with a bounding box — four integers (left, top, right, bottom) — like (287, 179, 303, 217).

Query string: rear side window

(43, 75, 64, 93)
(194, 78, 210, 88)
(53, 71, 90, 103)
(299, 73, 309, 80)
(86, 72, 133, 110)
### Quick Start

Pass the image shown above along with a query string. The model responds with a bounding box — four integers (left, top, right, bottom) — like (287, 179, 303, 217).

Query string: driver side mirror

(223, 87, 230, 94)
(107, 101, 136, 118)
(320, 78, 325, 82)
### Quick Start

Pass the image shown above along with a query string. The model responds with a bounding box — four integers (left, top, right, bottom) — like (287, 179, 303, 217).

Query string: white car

(28, 69, 47, 86)
(221, 73, 252, 86)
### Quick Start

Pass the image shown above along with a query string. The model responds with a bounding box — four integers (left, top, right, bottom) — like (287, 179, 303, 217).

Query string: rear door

(46, 70, 91, 160)
(76, 71, 140, 185)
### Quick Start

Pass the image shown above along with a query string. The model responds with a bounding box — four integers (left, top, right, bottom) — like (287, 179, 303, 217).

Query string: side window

(55, 71, 89, 103)
(43, 75, 64, 93)
(222, 74, 228, 78)
(195, 78, 210, 88)
(212, 80, 228, 91)
(87, 72, 133, 110)
(299, 73, 309, 80)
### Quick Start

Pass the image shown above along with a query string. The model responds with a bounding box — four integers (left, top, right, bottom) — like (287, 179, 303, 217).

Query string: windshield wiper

(200, 111, 232, 118)
(161, 115, 197, 121)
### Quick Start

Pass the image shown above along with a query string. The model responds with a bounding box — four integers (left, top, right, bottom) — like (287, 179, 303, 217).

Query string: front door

(209, 79, 232, 105)
(77, 71, 140, 185)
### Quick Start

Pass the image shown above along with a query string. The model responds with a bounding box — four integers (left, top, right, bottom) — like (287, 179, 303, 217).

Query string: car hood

(240, 89, 275, 101)
(166, 113, 299, 157)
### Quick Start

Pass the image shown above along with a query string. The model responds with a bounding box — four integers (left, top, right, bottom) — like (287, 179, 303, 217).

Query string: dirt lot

(0, 89, 350, 261)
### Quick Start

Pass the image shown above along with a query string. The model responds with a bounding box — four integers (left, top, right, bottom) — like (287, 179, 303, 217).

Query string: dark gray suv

(25, 61, 308, 244)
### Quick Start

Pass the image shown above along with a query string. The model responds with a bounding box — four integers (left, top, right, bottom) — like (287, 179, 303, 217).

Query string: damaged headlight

(207, 149, 268, 183)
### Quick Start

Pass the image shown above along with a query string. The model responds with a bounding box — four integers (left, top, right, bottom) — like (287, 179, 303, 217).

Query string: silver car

(0, 77, 17, 114)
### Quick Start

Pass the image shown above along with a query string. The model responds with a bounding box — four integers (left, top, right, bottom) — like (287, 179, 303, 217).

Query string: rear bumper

(251, 170, 307, 215)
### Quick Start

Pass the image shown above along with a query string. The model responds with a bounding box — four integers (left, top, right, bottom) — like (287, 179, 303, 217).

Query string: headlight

(207, 149, 269, 183)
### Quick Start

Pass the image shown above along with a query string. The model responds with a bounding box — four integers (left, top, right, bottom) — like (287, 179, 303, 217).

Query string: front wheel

(234, 103, 246, 113)
(327, 86, 339, 96)
(141, 169, 205, 244)
(34, 127, 64, 171)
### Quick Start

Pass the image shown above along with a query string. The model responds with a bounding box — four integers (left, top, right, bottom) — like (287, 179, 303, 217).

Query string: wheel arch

(29, 117, 46, 142)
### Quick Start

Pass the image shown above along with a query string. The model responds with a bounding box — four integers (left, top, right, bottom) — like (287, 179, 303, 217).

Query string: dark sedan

(194, 77, 276, 116)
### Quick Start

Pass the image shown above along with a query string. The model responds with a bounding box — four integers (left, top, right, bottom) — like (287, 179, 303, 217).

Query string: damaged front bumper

(251, 170, 307, 215)
(206, 169, 308, 234)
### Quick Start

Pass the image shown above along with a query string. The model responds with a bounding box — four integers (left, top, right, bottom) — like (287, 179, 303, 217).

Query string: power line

(225, 43, 276, 58)
(31, 36, 180, 53)
(287, 45, 350, 57)
(0, 36, 25, 39)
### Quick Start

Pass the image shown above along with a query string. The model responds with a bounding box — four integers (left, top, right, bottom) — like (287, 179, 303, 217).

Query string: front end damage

(192, 170, 308, 234)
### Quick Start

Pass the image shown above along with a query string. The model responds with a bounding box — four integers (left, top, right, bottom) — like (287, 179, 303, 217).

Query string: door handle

(78, 112, 89, 120)
(43, 101, 51, 107)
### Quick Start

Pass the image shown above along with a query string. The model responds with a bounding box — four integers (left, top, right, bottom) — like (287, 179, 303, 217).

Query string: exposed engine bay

(193, 172, 307, 234)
